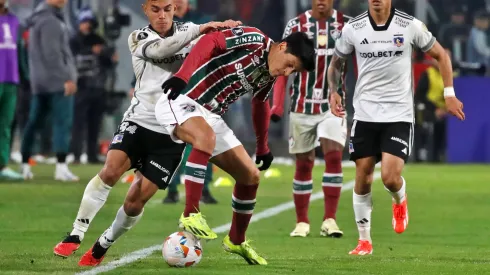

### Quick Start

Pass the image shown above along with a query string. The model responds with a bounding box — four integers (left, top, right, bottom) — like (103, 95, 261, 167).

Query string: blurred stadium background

(6, 0, 490, 163)
(1, 0, 490, 274)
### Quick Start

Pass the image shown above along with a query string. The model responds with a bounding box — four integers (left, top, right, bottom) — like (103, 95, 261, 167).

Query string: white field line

(75, 172, 381, 275)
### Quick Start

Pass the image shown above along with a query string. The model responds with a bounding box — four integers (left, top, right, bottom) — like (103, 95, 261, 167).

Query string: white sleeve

(411, 18, 436, 52)
(334, 23, 354, 58)
(128, 22, 201, 59)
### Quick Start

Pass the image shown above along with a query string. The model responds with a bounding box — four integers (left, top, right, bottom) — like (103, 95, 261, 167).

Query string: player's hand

(270, 106, 283, 123)
(64, 80, 77, 96)
(199, 20, 243, 34)
(329, 91, 345, 118)
(256, 151, 274, 171)
(445, 96, 465, 121)
(162, 76, 188, 100)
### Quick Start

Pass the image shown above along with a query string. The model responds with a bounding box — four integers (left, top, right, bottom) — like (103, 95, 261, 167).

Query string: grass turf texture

(0, 164, 489, 274)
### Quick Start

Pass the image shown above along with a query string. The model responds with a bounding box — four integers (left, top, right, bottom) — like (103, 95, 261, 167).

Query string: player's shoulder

(393, 9, 427, 31)
(128, 25, 158, 43)
(334, 10, 353, 22)
(173, 21, 195, 32)
(344, 11, 368, 32)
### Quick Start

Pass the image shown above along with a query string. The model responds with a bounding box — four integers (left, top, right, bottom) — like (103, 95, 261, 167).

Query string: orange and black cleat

(78, 241, 109, 267)
(53, 235, 81, 258)
(392, 194, 409, 234)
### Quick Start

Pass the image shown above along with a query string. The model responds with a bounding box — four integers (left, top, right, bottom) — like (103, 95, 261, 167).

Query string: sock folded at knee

(323, 151, 343, 220)
(229, 183, 258, 244)
(184, 148, 211, 216)
(353, 191, 372, 242)
(71, 175, 112, 240)
(99, 206, 144, 249)
(385, 176, 406, 204)
(293, 159, 314, 223)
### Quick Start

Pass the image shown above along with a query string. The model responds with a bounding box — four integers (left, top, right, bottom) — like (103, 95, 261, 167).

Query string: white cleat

(320, 218, 343, 238)
(21, 164, 34, 180)
(55, 164, 79, 182)
(290, 222, 310, 237)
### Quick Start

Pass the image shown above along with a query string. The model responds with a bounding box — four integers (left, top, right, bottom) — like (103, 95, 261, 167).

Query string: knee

(324, 150, 342, 164)
(191, 130, 216, 155)
(357, 165, 375, 185)
(99, 165, 125, 186)
(295, 155, 314, 174)
(123, 200, 144, 217)
(245, 168, 261, 186)
(381, 170, 401, 190)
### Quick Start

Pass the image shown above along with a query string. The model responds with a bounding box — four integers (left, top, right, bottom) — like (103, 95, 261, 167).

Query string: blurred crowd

(1, 0, 489, 181)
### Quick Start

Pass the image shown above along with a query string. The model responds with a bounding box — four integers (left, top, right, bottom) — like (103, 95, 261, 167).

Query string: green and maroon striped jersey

(174, 27, 276, 115)
(284, 10, 350, 115)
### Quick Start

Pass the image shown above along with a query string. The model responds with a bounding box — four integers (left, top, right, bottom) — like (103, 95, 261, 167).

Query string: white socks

(386, 176, 406, 204)
(353, 191, 373, 243)
(71, 175, 112, 240)
(99, 206, 144, 249)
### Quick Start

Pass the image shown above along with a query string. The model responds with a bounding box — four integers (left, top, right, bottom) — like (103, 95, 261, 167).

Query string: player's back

(181, 26, 276, 115)
(336, 9, 435, 123)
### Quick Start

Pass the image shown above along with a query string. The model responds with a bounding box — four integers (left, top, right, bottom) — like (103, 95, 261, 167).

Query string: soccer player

(78, 27, 315, 266)
(53, 0, 240, 258)
(271, 0, 350, 238)
(328, 0, 465, 255)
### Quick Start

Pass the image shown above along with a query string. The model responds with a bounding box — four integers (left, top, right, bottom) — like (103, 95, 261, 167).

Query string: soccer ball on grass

(162, 231, 203, 267)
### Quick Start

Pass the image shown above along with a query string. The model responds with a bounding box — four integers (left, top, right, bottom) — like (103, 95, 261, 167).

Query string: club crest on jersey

(112, 134, 123, 144)
(137, 32, 148, 41)
(318, 35, 328, 46)
(393, 35, 404, 47)
(232, 27, 244, 36)
(181, 104, 196, 113)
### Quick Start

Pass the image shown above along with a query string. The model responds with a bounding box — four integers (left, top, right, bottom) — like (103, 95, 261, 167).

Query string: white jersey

(124, 22, 201, 133)
(335, 9, 436, 123)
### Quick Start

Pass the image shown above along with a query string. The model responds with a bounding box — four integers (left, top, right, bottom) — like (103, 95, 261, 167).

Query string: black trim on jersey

(148, 22, 176, 38)
(395, 10, 414, 20)
(368, 7, 395, 31)
(349, 11, 368, 23)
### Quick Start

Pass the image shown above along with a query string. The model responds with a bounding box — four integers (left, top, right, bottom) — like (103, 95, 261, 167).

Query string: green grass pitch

(0, 164, 489, 274)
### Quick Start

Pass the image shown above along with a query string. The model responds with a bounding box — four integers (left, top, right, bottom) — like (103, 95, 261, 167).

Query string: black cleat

(200, 189, 218, 204)
(162, 191, 179, 204)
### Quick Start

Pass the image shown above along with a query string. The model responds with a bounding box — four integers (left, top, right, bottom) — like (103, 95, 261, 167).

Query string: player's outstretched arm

(252, 96, 274, 171)
(270, 76, 288, 122)
(327, 53, 346, 118)
(130, 20, 241, 60)
(426, 41, 465, 121)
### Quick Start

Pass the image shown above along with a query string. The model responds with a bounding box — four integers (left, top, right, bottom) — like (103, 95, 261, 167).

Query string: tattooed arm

(327, 53, 347, 118)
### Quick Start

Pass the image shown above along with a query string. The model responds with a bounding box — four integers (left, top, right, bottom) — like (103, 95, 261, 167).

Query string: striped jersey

(125, 22, 200, 133)
(177, 27, 276, 115)
(335, 8, 436, 123)
(284, 10, 350, 115)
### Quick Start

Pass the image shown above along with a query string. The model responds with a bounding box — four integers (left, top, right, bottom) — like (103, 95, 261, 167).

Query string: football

(162, 231, 203, 267)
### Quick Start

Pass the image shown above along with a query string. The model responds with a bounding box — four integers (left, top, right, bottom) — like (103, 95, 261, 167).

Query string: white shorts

(155, 94, 242, 157)
(288, 111, 347, 154)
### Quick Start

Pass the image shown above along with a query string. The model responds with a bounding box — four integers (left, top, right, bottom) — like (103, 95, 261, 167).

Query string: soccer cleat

(21, 164, 33, 180)
(320, 218, 343, 238)
(0, 167, 24, 181)
(78, 241, 108, 267)
(222, 235, 267, 265)
(178, 212, 217, 240)
(53, 235, 81, 258)
(55, 164, 79, 182)
(290, 222, 310, 237)
(162, 191, 179, 204)
(392, 194, 409, 234)
(349, 240, 373, 255)
(200, 189, 218, 204)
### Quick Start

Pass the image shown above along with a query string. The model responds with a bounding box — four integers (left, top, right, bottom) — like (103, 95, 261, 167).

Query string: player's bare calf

(381, 153, 408, 234)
